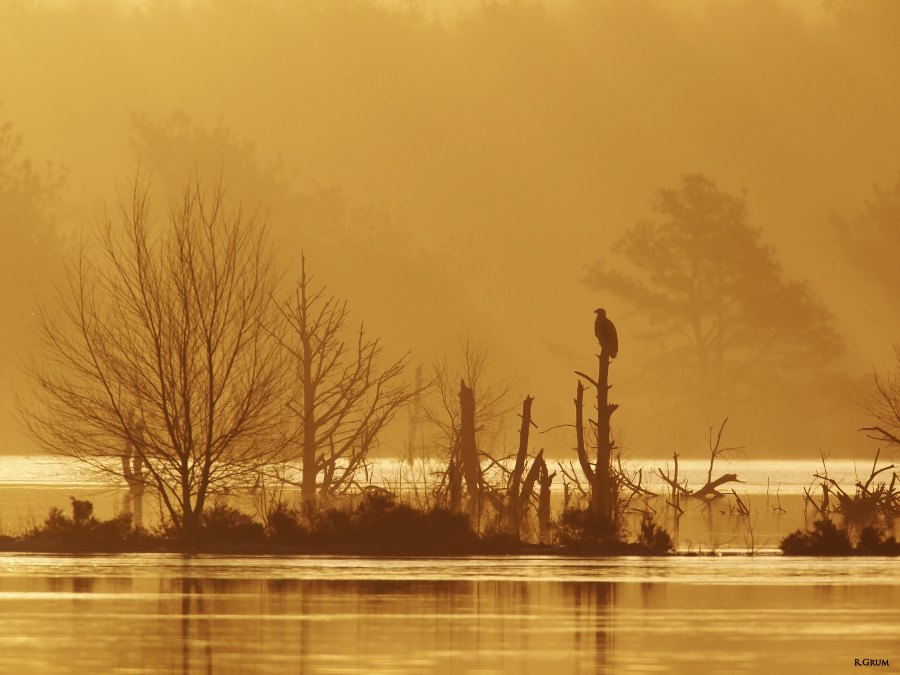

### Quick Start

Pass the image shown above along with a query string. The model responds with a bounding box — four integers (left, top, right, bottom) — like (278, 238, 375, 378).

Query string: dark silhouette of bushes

(269, 492, 479, 554)
(780, 519, 899, 556)
(27, 499, 266, 551)
(855, 526, 900, 555)
(196, 503, 267, 545)
(267, 502, 309, 544)
(556, 506, 624, 549)
(636, 514, 675, 552)
(780, 520, 852, 555)
(556, 507, 674, 553)
(28, 497, 154, 552)
(11, 493, 685, 555)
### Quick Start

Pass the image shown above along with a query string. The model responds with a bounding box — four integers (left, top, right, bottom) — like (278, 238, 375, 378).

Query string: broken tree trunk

(518, 449, 545, 509)
(594, 354, 613, 520)
(573, 381, 595, 485)
(506, 395, 539, 535)
(508, 448, 548, 539)
(448, 455, 463, 513)
(458, 379, 481, 504)
(575, 354, 618, 522)
(509, 395, 534, 502)
(537, 459, 555, 542)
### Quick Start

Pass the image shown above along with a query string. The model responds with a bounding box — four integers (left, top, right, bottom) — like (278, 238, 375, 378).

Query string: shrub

(275, 492, 479, 554)
(197, 504, 266, 545)
(556, 507, 623, 549)
(856, 526, 900, 556)
(636, 514, 675, 552)
(267, 502, 308, 545)
(368, 503, 477, 554)
(29, 497, 150, 551)
(780, 519, 853, 556)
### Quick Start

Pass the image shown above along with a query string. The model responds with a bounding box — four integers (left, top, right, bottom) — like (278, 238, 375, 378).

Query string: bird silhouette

(594, 308, 618, 358)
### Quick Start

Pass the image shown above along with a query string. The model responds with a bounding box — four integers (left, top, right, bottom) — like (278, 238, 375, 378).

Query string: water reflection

(0, 555, 896, 673)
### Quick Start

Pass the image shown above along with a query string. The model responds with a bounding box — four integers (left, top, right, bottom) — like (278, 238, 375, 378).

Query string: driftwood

(730, 489, 750, 516)
(656, 469, 743, 500)
(653, 418, 745, 501)
(810, 448, 900, 517)
(691, 473, 743, 499)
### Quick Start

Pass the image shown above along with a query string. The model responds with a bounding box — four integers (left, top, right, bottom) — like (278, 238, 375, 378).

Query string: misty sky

(1, 0, 899, 458)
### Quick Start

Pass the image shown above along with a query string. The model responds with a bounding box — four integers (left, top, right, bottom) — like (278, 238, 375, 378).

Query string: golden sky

(1, 0, 898, 457)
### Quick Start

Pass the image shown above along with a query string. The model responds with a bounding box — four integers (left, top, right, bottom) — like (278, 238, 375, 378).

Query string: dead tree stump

(459, 380, 481, 511)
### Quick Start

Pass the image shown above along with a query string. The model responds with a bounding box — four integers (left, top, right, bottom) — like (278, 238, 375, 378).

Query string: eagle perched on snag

(594, 308, 618, 358)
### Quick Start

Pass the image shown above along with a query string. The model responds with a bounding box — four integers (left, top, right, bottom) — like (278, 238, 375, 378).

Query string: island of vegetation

(5, 171, 899, 557)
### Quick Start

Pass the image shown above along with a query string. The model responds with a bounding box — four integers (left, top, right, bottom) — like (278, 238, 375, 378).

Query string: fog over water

(1, 0, 900, 460)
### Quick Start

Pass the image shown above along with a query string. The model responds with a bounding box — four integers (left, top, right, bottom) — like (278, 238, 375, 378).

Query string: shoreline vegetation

(0, 481, 897, 556)
(0, 494, 677, 556)
(9, 173, 900, 559)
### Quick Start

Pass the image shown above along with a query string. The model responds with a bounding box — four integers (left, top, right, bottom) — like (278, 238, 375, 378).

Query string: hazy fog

(1, 0, 899, 458)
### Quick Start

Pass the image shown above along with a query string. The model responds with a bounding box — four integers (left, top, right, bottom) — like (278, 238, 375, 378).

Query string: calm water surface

(0, 554, 896, 674)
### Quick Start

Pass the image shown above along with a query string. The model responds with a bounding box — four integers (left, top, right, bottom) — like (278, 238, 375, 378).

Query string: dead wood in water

(656, 469, 742, 500)
(691, 473, 744, 499)
(808, 449, 900, 519)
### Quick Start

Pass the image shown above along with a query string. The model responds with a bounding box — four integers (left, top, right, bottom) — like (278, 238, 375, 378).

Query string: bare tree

(276, 256, 415, 502)
(862, 343, 900, 449)
(423, 336, 520, 511)
(18, 174, 288, 539)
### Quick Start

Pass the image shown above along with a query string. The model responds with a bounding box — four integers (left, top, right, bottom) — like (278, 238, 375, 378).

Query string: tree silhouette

(423, 337, 520, 512)
(19, 174, 288, 539)
(276, 257, 416, 503)
(584, 174, 843, 418)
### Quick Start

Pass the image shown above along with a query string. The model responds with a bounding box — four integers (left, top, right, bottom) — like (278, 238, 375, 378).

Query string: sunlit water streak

(0, 455, 881, 494)
(0, 554, 896, 674)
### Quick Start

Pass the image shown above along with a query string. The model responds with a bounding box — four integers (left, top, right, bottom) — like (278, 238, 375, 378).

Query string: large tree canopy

(584, 174, 843, 418)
